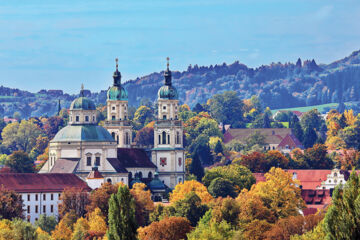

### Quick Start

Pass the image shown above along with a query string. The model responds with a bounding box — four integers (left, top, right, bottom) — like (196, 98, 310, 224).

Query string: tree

(9, 218, 37, 240)
(209, 91, 244, 127)
(339, 125, 360, 150)
(87, 208, 107, 237)
(324, 171, 360, 240)
(5, 150, 34, 173)
(291, 115, 304, 143)
(107, 185, 137, 240)
(304, 144, 333, 169)
(170, 180, 213, 204)
(86, 182, 117, 222)
(189, 153, 204, 181)
(265, 150, 289, 169)
(291, 221, 326, 240)
(208, 177, 237, 198)
(190, 135, 213, 165)
(0, 186, 23, 220)
(51, 214, 74, 240)
(34, 215, 57, 234)
(303, 127, 317, 149)
(250, 167, 305, 220)
(1, 120, 44, 153)
(187, 210, 235, 240)
(134, 106, 154, 128)
(58, 187, 90, 219)
(134, 127, 154, 147)
(130, 183, 154, 227)
(211, 197, 241, 227)
(71, 217, 89, 240)
(42, 116, 65, 140)
(214, 140, 223, 154)
(263, 113, 271, 128)
(202, 164, 255, 191)
(300, 109, 323, 131)
(237, 151, 268, 172)
(138, 217, 192, 240)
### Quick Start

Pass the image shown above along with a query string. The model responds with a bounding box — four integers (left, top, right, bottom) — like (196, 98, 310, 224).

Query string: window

(163, 115, 167, 120)
(27, 216, 30, 222)
(112, 132, 116, 140)
(27, 206, 30, 213)
(116, 136, 119, 144)
(176, 132, 180, 144)
(43, 205, 46, 213)
(125, 132, 129, 145)
(87, 156, 91, 166)
(178, 158, 182, 166)
(51, 194, 54, 201)
(168, 135, 170, 144)
(158, 135, 161, 144)
(85, 116, 89, 122)
(59, 193, 61, 199)
(35, 194, 38, 201)
(148, 172, 152, 179)
(35, 218, 38, 221)
(163, 106, 166, 110)
(95, 156, 100, 166)
(112, 106, 115, 110)
(51, 205, 54, 213)
(112, 115, 115, 120)
(43, 194, 46, 201)
(129, 172, 133, 180)
(107, 178, 112, 183)
(76, 116, 80, 122)
(92, 116, 95, 122)
(27, 194, 30, 201)
(138, 172, 143, 179)
(162, 131, 166, 144)
(334, 173, 338, 177)
(35, 205, 38, 213)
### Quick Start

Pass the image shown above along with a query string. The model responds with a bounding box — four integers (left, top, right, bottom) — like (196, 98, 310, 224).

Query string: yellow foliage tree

(51, 219, 73, 240)
(250, 167, 306, 219)
(0, 219, 15, 240)
(209, 136, 222, 149)
(326, 136, 346, 150)
(344, 109, 356, 126)
(88, 208, 107, 235)
(130, 183, 155, 226)
(170, 180, 213, 204)
(36, 227, 51, 240)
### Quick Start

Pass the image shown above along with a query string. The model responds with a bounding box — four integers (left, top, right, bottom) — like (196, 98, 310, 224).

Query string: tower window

(117, 136, 119, 144)
(125, 132, 129, 145)
(148, 172, 152, 179)
(95, 157, 100, 166)
(176, 132, 180, 144)
(87, 156, 91, 166)
(112, 106, 115, 110)
(163, 115, 166, 120)
(92, 116, 95, 122)
(112, 116, 116, 120)
(158, 135, 161, 144)
(85, 116, 89, 122)
(163, 106, 166, 110)
(168, 135, 170, 144)
(112, 132, 116, 140)
(76, 116, 79, 122)
(162, 131, 166, 144)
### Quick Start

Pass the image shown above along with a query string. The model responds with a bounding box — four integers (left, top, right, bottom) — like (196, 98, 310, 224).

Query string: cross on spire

(80, 83, 84, 97)
(115, 58, 118, 71)
(166, 57, 170, 70)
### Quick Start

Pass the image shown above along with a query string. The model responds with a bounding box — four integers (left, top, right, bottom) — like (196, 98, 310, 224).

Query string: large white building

(0, 173, 91, 223)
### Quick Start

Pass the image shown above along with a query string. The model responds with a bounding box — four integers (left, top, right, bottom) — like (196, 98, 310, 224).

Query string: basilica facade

(40, 58, 185, 194)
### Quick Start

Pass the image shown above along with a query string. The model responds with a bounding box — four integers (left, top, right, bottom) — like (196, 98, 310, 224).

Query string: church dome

(52, 125, 115, 142)
(70, 97, 96, 110)
(158, 85, 178, 100)
(149, 172, 166, 190)
(107, 85, 128, 101)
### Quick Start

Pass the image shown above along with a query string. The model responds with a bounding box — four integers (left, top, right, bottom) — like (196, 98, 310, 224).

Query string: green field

(271, 102, 342, 114)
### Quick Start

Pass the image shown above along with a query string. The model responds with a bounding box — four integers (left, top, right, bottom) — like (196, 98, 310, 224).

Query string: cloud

(315, 5, 334, 20)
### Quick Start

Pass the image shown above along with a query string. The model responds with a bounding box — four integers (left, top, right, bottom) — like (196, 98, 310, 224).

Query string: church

(40, 58, 185, 198)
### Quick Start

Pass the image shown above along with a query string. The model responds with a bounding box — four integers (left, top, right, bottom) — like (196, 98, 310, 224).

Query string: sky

(0, 0, 360, 93)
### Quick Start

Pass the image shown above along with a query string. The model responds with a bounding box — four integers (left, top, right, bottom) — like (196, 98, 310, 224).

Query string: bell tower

(104, 58, 132, 148)
(152, 58, 185, 188)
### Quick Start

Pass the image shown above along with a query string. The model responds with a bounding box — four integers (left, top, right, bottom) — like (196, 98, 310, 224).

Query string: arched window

(176, 132, 180, 144)
(107, 178, 112, 183)
(129, 172, 133, 180)
(168, 135, 170, 144)
(116, 136, 119, 144)
(138, 172, 143, 179)
(162, 131, 166, 144)
(148, 172, 152, 179)
(85, 116, 89, 122)
(158, 135, 161, 144)
(125, 132, 129, 145)
(111, 132, 116, 140)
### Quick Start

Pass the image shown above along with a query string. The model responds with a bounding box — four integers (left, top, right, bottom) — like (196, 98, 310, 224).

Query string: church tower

(152, 58, 185, 189)
(104, 58, 132, 148)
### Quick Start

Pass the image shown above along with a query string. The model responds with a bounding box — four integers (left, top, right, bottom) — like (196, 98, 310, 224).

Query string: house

(0, 173, 91, 223)
(224, 128, 303, 153)
(273, 110, 304, 120)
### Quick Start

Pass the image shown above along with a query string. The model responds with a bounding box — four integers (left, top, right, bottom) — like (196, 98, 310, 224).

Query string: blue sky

(0, 0, 359, 93)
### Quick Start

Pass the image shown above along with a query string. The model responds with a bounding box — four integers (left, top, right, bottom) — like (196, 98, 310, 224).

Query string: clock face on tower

(160, 158, 167, 167)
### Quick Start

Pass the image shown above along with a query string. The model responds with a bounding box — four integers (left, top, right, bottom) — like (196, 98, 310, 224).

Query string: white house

(0, 173, 91, 223)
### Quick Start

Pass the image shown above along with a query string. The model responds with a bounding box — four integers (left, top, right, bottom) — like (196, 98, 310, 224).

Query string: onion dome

(70, 84, 96, 110)
(107, 58, 128, 101)
(158, 57, 178, 100)
(52, 125, 115, 142)
(148, 172, 166, 191)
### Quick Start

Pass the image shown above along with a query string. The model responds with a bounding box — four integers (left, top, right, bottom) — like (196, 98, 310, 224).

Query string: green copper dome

(158, 85, 178, 100)
(52, 125, 115, 142)
(149, 173, 166, 190)
(107, 86, 128, 101)
(70, 97, 96, 110)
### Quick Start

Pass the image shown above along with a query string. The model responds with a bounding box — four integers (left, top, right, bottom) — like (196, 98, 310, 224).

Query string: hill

(1, 50, 360, 118)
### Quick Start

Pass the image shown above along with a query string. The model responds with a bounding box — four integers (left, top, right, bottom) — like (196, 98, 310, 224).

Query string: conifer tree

(324, 171, 360, 239)
(303, 127, 317, 149)
(189, 153, 204, 181)
(107, 185, 137, 240)
(214, 140, 223, 154)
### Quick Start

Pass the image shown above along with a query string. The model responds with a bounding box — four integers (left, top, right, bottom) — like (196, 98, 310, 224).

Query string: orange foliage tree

(170, 180, 213, 204)
(130, 183, 155, 226)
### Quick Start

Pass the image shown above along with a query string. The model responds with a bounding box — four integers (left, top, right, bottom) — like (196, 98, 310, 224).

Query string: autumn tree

(236, 151, 268, 172)
(42, 116, 65, 140)
(58, 188, 90, 219)
(304, 144, 333, 169)
(134, 127, 154, 147)
(130, 183, 154, 226)
(87, 208, 107, 237)
(51, 213, 74, 240)
(138, 217, 192, 240)
(211, 197, 240, 227)
(134, 106, 154, 128)
(0, 186, 24, 220)
(324, 171, 360, 240)
(170, 180, 213, 204)
(35, 215, 57, 234)
(71, 217, 89, 240)
(107, 185, 137, 240)
(208, 177, 237, 198)
(5, 150, 34, 173)
(86, 182, 117, 222)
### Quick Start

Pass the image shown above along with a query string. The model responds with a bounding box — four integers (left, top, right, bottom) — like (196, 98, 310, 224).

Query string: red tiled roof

(87, 168, 104, 179)
(117, 148, 156, 169)
(277, 134, 303, 149)
(302, 208, 318, 216)
(0, 173, 91, 193)
(285, 170, 331, 189)
(253, 173, 266, 183)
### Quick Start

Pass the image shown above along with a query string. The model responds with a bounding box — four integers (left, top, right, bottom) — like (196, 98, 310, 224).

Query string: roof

(107, 158, 128, 173)
(50, 158, 79, 173)
(70, 96, 96, 110)
(286, 170, 331, 189)
(224, 128, 292, 144)
(107, 85, 128, 101)
(277, 134, 303, 149)
(301, 189, 331, 210)
(87, 167, 104, 179)
(158, 85, 178, 100)
(52, 125, 115, 142)
(0, 173, 91, 193)
(117, 148, 157, 168)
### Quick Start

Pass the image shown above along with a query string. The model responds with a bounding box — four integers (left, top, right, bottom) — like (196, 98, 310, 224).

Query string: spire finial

(166, 57, 170, 70)
(80, 84, 84, 97)
(115, 58, 118, 71)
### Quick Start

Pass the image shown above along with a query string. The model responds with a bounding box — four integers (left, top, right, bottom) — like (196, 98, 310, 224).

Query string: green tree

(5, 150, 34, 173)
(303, 127, 317, 149)
(208, 177, 237, 198)
(324, 171, 360, 240)
(214, 140, 223, 154)
(189, 153, 204, 181)
(290, 115, 304, 142)
(263, 113, 271, 128)
(134, 106, 154, 128)
(209, 91, 244, 127)
(34, 215, 57, 234)
(2, 120, 44, 153)
(300, 109, 323, 131)
(339, 125, 360, 150)
(71, 217, 89, 240)
(0, 186, 24, 220)
(107, 185, 137, 240)
(304, 144, 333, 169)
(11, 218, 37, 240)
